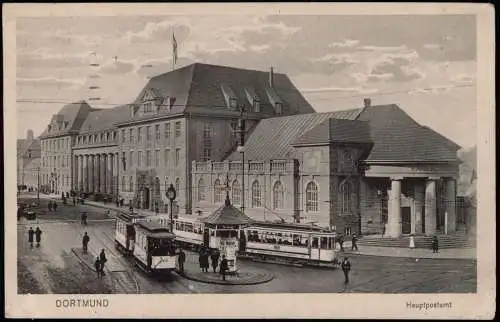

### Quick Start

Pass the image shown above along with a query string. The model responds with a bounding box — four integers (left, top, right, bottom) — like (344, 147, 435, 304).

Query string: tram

(170, 216, 339, 267)
(114, 212, 178, 273)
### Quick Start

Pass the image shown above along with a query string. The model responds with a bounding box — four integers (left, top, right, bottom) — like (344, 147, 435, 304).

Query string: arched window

(198, 178, 206, 201)
(232, 180, 241, 206)
(175, 178, 180, 195)
(339, 181, 352, 213)
(214, 179, 223, 203)
(273, 181, 284, 210)
(306, 181, 319, 212)
(251, 180, 261, 208)
(129, 176, 134, 192)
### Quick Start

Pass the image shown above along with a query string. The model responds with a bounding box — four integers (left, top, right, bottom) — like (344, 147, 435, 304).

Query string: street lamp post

(236, 105, 246, 214)
(166, 183, 177, 232)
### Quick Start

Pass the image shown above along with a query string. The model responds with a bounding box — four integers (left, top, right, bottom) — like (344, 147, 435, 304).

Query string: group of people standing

(335, 234, 359, 252)
(93, 249, 108, 278)
(198, 247, 229, 280)
(47, 201, 58, 212)
(27, 227, 42, 248)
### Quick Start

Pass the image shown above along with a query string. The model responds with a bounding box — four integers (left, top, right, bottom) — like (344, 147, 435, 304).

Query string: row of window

(197, 179, 353, 213)
(120, 176, 182, 195)
(77, 131, 117, 146)
(246, 230, 336, 249)
(121, 148, 181, 169)
(42, 137, 71, 152)
(42, 155, 70, 169)
(120, 122, 182, 145)
(40, 173, 70, 187)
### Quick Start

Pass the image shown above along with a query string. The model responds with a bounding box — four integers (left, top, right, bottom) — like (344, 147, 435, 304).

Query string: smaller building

(17, 129, 41, 190)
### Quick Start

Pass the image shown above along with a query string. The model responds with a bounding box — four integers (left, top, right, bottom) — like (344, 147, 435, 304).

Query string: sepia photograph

(4, 3, 495, 319)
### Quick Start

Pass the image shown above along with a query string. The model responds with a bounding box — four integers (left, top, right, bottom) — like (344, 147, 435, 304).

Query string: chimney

(269, 67, 274, 88)
(26, 129, 34, 140)
(364, 98, 371, 108)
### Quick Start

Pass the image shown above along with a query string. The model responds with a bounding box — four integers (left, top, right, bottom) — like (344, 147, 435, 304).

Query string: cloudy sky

(16, 14, 476, 149)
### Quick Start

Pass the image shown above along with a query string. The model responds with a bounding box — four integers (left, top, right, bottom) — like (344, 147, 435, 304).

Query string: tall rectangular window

(164, 123, 170, 140)
(155, 150, 160, 167)
(164, 149, 170, 168)
(175, 121, 181, 137)
(155, 125, 160, 141)
(137, 151, 142, 167)
(175, 148, 180, 166)
(138, 127, 142, 143)
(146, 150, 151, 167)
(202, 121, 212, 161)
(146, 126, 151, 141)
(129, 151, 134, 167)
(121, 129, 126, 143)
(129, 129, 133, 143)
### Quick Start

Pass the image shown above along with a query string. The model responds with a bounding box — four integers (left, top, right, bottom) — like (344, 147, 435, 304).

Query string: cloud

(99, 58, 136, 75)
(408, 85, 453, 96)
(301, 86, 378, 94)
(451, 74, 476, 86)
(423, 43, 441, 50)
(17, 76, 85, 89)
(123, 18, 192, 44)
(328, 39, 360, 49)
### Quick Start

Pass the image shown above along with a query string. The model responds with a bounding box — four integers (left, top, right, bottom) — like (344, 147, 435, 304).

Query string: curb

(179, 270, 274, 286)
(71, 248, 98, 272)
(342, 251, 477, 261)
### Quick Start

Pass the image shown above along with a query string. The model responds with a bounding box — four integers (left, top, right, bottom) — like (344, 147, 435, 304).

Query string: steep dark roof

(79, 105, 131, 133)
(226, 109, 362, 161)
(356, 104, 461, 162)
(121, 62, 315, 124)
(293, 118, 372, 146)
(40, 101, 93, 138)
(17, 139, 41, 158)
(201, 195, 255, 225)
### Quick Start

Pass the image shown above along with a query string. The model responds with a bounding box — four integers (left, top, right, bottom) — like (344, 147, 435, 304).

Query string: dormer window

(221, 84, 238, 109)
(254, 97, 261, 112)
(48, 125, 52, 132)
(64, 121, 69, 128)
(230, 98, 237, 109)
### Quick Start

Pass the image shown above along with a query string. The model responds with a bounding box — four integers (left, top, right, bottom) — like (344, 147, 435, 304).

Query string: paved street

(17, 194, 476, 294)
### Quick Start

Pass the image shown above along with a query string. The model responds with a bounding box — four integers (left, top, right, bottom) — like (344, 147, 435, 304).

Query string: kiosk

(200, 194, 254, 273)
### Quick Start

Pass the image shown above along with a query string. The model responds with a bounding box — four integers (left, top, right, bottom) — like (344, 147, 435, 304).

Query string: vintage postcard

(4, 3, 495, 319)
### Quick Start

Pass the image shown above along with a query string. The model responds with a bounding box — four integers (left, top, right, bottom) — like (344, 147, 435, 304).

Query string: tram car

(170, 216, 339, 267)
(115, 212, 178, 273)
(241, 221, 339, 266)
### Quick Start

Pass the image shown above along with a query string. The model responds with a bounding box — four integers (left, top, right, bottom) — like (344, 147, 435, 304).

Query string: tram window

(211, 230, 215, 236)
(320, 237, 328, 249)
(312, 237, 319, 248)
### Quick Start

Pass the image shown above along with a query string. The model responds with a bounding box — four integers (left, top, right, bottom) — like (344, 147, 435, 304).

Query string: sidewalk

(342, 246, 476, 260)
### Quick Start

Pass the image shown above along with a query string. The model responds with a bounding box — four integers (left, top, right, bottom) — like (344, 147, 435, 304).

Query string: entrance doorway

(401, 206, 411, 234)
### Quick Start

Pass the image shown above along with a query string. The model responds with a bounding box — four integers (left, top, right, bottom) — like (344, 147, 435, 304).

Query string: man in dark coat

(178, 249, 186, 273)
(220, 255, 229, 281)
(351, 234, 359, 251)
(432, 235, 439, 253)
(94, 256, 102, 278)
(48, 201, 52, 212)
(99, 249, 107, 275)
(82, 232, 90, 254)
(81, 212, 88, 225)
(35, 227, 42, 247)
(72, 197, 76, 206)
(341, 257, 351, 284)
(337, 234, 345, 252)
(210, 249, 220, 273)
(53, 202, 57, 212)
(28, 227, 35, 248)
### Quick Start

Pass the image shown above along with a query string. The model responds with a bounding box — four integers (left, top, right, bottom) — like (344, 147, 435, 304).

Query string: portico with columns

(72, 148, 120, 198)
(362, 163, 459, 237)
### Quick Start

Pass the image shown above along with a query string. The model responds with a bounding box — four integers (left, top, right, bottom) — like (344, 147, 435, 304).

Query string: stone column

(414, 182, 425, 234)
(107, 153, 113, 194)
(88, 155, 94, 193)
(115, 152, 120, 194)
(94, 154, 100, 193)
(445, 178, 457, 234)
(425, 178, 438, 235)
(100, 154, 106, 193)
(387, 177, 402, 237)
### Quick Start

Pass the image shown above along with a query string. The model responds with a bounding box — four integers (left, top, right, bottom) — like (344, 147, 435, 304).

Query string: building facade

(192, 100, 461, 237)
(38, 63, 315, 214)
(17, 129, 41, 190)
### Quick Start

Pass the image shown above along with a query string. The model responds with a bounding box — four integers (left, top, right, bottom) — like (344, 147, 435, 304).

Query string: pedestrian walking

(220, 255, 228, 281)
(198, 248, 205, 272)
(351, 234, 359, 251)
(341, 256, 351, 284)
(409, 234, 415, 249)
(178, 249, 186, 273)
(48, 201, 52, 212)
(210, 249, 220, 273)
(53, 202, 58, 212)
(72, 197, 76, 206)
(81, 212, 88, 225)
(338, 234, 345, 252)
(94, 256, 102, 278)
(35, 227, 42, 247)
(28, 227, 35, 248)
(116, 199, 119, 208)
(99, 249, 107, 275)
(432, 235, 439, 253)
(82, 232, 90, 254)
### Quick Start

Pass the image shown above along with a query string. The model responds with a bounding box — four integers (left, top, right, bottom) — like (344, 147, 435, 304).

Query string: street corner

(180, 267, 274, 286)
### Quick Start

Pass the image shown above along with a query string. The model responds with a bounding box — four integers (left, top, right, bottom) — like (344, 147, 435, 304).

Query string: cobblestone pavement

(17, 196, 477, 294)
